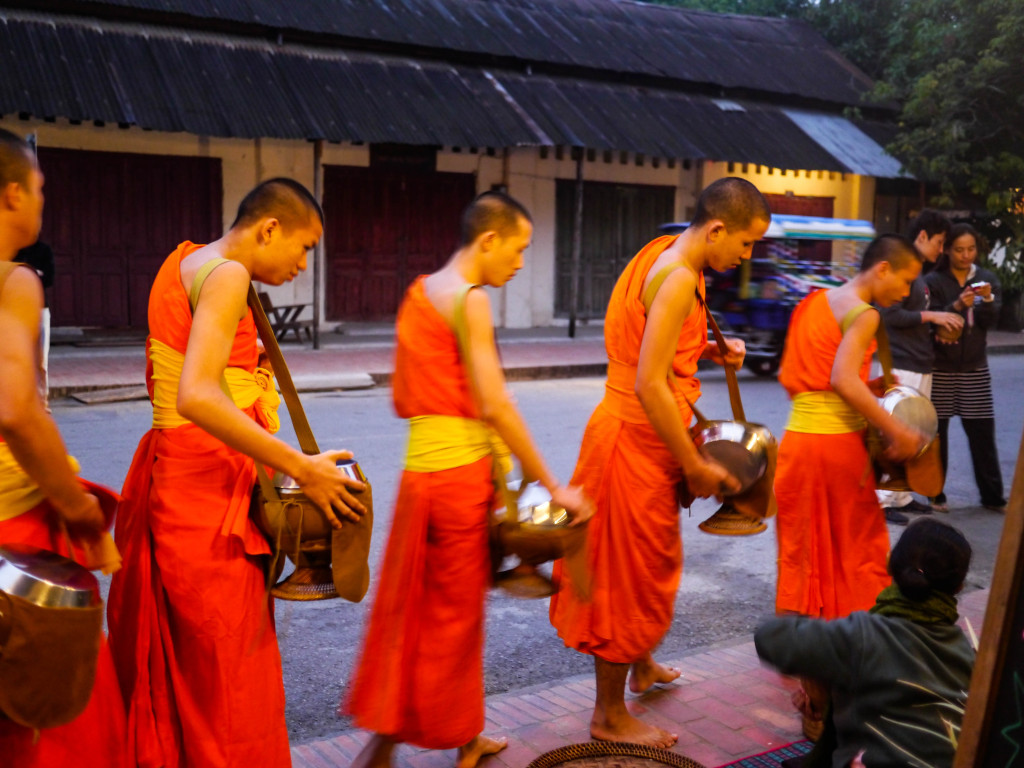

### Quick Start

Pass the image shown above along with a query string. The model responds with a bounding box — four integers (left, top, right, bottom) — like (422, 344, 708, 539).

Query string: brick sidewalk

(46, 326, 1022, 397)
(291, 589, 989, 768)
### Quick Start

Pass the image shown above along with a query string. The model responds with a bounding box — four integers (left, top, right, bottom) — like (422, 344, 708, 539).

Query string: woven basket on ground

(526, 742, 707, 768)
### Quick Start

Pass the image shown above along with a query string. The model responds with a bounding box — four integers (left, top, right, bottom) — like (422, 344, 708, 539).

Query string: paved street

(53, 355, 1023, 746)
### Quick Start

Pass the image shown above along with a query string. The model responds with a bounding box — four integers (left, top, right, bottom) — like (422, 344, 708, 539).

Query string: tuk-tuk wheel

(745, 356, 780, 377)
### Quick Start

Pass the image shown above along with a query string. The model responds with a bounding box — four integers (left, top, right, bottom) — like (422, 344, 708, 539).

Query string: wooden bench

(257, 292, 314, 343)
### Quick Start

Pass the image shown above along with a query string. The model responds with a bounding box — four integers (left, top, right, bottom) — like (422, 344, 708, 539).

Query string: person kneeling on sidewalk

(755, 518, 975, 768)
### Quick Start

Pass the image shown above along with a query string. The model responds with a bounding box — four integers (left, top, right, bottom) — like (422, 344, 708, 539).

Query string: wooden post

(568, 147, 584, 339)
(953, 424, 1024, 766)
(312, 139, 323, 350)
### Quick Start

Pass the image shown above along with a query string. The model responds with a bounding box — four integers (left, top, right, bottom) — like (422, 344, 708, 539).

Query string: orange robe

(549, 236, 704, 664)
(344, 278, 494, 749)
(106, 243, 290, 768)
(0, 495, 129, 768)
(774, 290, 890, 619)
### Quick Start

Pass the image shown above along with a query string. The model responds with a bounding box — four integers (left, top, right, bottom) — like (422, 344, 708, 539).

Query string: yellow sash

(0, 442, 81, 522)
(786, 391, 866, 434)
(149, 337, 281, 432)
(405, 414, 511, 474)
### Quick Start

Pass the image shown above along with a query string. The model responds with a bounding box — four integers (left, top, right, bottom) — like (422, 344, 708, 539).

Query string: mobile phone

(970, 281, 989, 292)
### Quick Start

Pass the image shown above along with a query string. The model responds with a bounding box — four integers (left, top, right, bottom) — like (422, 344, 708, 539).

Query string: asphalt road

(53, 355, 1024, 745)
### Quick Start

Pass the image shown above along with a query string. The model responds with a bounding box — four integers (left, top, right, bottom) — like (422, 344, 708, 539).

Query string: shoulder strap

(839, 302, 874, 334)
(642, 263, 683, 314)
(247, 283, 320, 456)
(839, 302, 893, 390)
(693, 291, 747, 423)
(188, 257, 230, 312)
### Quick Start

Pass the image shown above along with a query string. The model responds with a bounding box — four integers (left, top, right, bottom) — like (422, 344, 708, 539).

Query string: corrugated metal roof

(0, 13, 903, 176)
(0, 15, 539, 145)
(494, 73, 850, 171)
(37, 0, 876, 108)
(783, 109, 906, 178)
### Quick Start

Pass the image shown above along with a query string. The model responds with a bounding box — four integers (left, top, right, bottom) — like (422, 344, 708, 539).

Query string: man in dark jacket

(876, 210, 961, 524)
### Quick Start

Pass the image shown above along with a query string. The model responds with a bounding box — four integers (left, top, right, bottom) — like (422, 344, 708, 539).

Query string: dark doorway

(323, 165, 476, 321)
(762, 193, 835, 262)
(555, 181, 675, 319)
(38, 148, 222, 329)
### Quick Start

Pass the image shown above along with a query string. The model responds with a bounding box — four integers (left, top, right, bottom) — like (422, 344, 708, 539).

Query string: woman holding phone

(925, 222, 1006, 511)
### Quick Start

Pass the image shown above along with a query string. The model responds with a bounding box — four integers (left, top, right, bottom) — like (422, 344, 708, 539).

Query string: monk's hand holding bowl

(295, 449, 367, 529)
(882, 421, 927, 463)
(867, 375, 892, 397)
(686, 457, 741, 500)
(553, 484, 595, 526)
(57, 491, 106, 539)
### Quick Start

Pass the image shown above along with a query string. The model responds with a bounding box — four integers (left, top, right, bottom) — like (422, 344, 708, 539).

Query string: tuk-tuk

(659, 215, 876, 375)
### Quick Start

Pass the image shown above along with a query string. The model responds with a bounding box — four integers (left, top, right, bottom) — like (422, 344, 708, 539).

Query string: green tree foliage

(872, 1, 1024, 277)
(648, 0, 1024, 276)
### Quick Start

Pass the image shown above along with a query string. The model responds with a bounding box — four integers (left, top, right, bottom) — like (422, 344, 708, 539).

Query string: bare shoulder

(463, 285, 493, 329)
(0, 264, 43, 308)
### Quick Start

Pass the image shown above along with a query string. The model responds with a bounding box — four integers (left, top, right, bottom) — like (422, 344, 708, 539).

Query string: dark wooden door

(324, 166, 475, 321)
(555, 181, 675, 319)
(38, 148, 222, 328)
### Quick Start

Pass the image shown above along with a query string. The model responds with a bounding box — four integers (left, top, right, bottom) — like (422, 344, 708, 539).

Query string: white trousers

(876, 367, 932, 508)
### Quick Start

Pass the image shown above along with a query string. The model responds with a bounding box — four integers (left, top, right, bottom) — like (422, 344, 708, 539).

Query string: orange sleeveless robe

(774, 290, 890, 619)
(549, 237, 705, 663)
(0, 260, 128, 767)
(344, 278, 494, 749)
(106, 243, 290, 768)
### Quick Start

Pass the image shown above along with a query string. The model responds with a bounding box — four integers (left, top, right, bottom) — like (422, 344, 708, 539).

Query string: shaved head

(691, 177, 771, 231)
(860, 234, 921, 272)
(231, 178, 323, 233)
(460, 191, 531, 246)
(0, 128, 35, 189)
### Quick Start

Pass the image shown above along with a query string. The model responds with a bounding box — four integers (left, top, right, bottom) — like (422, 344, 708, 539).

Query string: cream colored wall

(4, 116, 879, 329)
(436, 146, 693, 328)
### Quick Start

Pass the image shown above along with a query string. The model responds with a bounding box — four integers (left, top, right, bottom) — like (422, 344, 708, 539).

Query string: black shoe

(983, 500, 1007, 512)
(902, 499, 933, 514)
(884, 507, 910, 525)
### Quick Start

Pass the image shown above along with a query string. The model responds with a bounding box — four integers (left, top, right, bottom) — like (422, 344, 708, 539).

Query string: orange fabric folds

(549, 237, 704, 663)
(774, 290, 889, 619)
(0, 504, 129, 768)
(344, 278, 494, 748)
(106, 243, 290, 768)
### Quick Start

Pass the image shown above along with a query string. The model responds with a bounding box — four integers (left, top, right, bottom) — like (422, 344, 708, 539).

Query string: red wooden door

(324, 166, 476, 321)
(38, 148, 222, 328)
(764, 193, 835, 263)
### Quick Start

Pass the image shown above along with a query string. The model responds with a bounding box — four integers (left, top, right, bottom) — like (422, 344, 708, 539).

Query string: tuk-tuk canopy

(660, 215, 877, 241)
(762, 215, 875, 241)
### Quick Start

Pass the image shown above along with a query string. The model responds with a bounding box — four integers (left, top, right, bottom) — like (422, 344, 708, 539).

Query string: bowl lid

(0, 543, 99, 608)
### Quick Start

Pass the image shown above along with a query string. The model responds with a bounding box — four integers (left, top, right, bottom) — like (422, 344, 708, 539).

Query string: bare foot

(456, 735, 508, 768)
(591, 712, 677, 749)
(351, 734, 397, 768)
(628, 655, 681, 694)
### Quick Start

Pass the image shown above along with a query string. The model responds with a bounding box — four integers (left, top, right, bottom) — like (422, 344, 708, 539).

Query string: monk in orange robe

(0, 128, 128, 768)
(549, 178, 770, 748)
(773, 234, 926, 735)
(106, 179, 367, 768)
(345, 192, 593, 768)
